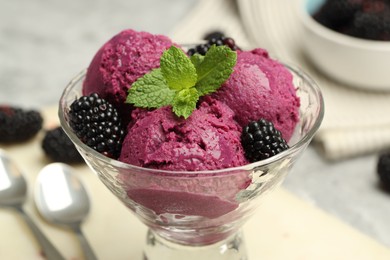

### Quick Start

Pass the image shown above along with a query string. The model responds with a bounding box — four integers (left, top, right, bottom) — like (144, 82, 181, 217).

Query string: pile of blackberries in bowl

(299, 0, 390, 90)
(313, 0, 390, 41)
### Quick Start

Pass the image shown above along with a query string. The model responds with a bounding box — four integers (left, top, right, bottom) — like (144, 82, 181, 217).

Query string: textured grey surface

(286, 147, 390, 247)
(1, 0, 389, 248)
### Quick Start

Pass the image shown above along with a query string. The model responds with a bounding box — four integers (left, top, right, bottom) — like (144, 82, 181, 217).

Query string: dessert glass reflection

(59, 65, 324, 260)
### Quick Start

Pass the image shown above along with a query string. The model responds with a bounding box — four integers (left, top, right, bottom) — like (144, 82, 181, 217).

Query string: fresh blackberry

(0, 106, 43, 143)
(195, 43, 211, 55)
(203, 31, 225, 41)
(349, 11, 382, 39)
(344, 10, 390, 40)
(377, 151, 390, 190)
(362, 0, 389, 13)
(313, 0, 363, 30)
(42, 126, 84, 163)
(187, 33, 240, 56)
(314, 0, 390, 41)
(241, 119, 289, 162)
(68, 93, 125, 159)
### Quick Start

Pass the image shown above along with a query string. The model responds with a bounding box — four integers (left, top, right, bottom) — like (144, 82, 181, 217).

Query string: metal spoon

(0, 149, 65, 260)
(35, 163, 97, 260)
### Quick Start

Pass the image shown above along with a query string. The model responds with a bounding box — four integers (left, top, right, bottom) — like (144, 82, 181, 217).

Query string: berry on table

(42, 126, 84, 164)
(241, 119, 289, 162)
(377, 151, 390, 190)
(0, 105, 43, 143)
(68, 93, 125, 159)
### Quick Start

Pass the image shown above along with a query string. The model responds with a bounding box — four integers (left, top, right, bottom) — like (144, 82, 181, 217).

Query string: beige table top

(1, 108, 389, 260)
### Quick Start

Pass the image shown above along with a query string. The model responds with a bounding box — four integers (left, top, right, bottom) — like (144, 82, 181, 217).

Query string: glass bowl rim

(59, 64, 324, 175)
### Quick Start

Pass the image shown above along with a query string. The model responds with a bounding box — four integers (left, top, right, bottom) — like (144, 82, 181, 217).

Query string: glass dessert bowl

(59, 65, 324, 260)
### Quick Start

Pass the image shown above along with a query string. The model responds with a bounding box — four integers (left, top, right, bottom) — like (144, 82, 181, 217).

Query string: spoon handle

(15, 206, 66, 260)
(74, 226, 98, 260)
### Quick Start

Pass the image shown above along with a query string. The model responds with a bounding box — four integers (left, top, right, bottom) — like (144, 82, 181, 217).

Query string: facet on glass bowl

(59, 65, 324, 259)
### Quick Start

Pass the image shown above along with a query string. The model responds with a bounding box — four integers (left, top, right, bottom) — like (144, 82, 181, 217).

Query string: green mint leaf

(172, 88, 199, 119)
(126, 68, 175, 108)
(125, 44, 237, 119)
(190, 53, 204, 69)
(194, 45, 237, 96)
(160, 46, 197, 91)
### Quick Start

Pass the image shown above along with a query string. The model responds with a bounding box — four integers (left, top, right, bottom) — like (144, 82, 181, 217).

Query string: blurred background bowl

(299, 0, 390, 91)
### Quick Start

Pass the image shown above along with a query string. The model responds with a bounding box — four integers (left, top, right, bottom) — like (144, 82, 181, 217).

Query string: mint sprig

(160, 45, 197, 91)
(126, 45, 237, 118)
(126, 69, 175, 108)
(172, 88, 199, 118)
(194, 45, 237, 96)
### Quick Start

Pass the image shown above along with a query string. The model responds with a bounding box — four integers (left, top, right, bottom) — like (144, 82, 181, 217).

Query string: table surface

(1, 0, 389, 250)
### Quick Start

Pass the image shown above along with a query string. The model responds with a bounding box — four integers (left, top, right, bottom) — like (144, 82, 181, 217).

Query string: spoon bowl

(0, 149, 65, 260)
(0, 150, 27, 206)
(35, 163, 97, 260)
(35, 163, 90, 227)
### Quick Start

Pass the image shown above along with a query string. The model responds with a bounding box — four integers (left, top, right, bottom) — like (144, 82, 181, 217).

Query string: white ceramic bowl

(299, 0, 390, 91)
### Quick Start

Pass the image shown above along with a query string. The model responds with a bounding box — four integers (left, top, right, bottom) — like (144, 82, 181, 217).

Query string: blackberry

(314, 0, 390, 41)
(241, 119, 289, 162)
(187, 33, 240, 56)
(42, 126, 84, 163)
(344, 10, 390, 40)
(0, 106, 43, 143)
(195, 43, 211, 56)
(68, 93, 125, 159)
(313, 0, 363, 30)
(203, 31, 225, 41)
(377, 151, 390, 190)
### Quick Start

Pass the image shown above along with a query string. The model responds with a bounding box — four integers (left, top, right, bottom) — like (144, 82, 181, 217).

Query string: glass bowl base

(143, 229, 248, 260)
